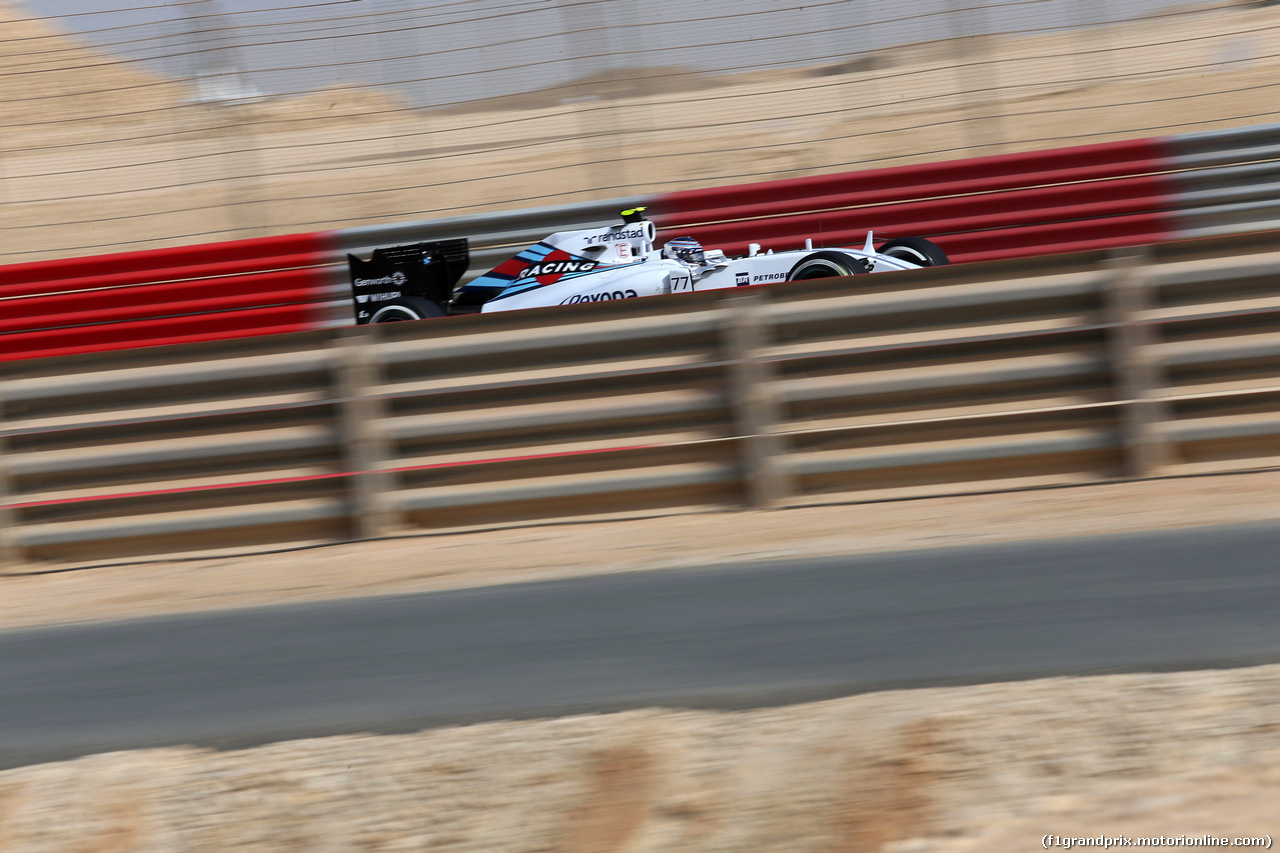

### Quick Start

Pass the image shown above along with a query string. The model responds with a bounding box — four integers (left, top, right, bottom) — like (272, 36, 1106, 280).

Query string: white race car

(348, 208, 948, 323)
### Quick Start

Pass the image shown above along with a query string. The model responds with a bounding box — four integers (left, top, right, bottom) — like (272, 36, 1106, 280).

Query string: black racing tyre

(368, 296, 446, 323)
(785, 251, 871, 281)
(876, 236, 950, 267)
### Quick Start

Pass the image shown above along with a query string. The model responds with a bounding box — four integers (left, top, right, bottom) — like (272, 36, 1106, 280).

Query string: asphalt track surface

(4, 519, 1280, 771)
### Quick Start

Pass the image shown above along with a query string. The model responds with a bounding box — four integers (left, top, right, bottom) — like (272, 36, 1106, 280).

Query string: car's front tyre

(877, 236, 950, 267)
(786, 251, 871, 281)
(368, 296, 446, 323)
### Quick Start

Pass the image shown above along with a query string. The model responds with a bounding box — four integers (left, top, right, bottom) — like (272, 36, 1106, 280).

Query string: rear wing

(347, 238, 469, 324)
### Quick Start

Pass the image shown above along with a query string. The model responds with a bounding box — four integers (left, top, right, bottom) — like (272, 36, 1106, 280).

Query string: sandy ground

(1, 665, 1277, 851)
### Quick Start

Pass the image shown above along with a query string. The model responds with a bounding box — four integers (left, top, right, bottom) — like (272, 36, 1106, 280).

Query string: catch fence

(4, 1, 1280, 261)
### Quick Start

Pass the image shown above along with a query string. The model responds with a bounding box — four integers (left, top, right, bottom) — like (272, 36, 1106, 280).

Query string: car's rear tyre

(368, 296, 446, 323)
(877, 236, 950, 267)
(786, 251, 870, 281)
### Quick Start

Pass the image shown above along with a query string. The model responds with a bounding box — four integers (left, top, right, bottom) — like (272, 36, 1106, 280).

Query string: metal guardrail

(1168, 122, 1280, 239)
(4, 230, 1280, 566)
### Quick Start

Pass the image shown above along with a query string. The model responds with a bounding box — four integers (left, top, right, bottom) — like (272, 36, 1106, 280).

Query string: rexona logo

(561, 290, 639, 305)
(354, 271, 407, 288)
(520, 260, 598, 278)
(583, 228, 645, 244)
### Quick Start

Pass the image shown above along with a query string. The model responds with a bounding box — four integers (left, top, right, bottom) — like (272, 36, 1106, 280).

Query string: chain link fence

(1, 0, 1277, 263)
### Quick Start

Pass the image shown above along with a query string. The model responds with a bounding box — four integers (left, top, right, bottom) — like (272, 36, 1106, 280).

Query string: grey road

(3, 519, 1280, 770)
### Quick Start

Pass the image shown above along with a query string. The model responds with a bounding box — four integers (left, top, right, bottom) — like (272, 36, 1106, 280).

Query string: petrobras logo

(752, 272, 787, 282)
(561, 289, 639, 305)
(735, 271, 750, 286)
(354, 271, 407, 288)
(520, 260, 599, 278)
(355, 292, 401, 304)
(582, 228, 645, 244)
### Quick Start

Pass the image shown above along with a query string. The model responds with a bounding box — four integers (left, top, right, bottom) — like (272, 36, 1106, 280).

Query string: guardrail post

(1105, 247, 1171, 477)
(332, 328, 400, 539)
(723, 291, 791, 506)
(0, 390, 22, 571)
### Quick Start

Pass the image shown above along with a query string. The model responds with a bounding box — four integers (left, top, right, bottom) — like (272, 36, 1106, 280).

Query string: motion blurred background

(5, 5, 1280, 845)
(3, 0, 1278, 263)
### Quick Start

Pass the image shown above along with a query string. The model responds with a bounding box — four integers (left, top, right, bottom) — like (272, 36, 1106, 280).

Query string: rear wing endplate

(347, 238, 469, 324)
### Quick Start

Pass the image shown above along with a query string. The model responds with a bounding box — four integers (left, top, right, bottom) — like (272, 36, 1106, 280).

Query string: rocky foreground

(1, 664, 1277, 852)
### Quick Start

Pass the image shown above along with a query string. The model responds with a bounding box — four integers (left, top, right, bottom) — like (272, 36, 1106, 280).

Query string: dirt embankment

(1, 665, 1278, 851)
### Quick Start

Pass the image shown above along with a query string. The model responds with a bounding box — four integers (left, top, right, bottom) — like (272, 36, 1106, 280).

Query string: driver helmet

(663, 236, 705, 267)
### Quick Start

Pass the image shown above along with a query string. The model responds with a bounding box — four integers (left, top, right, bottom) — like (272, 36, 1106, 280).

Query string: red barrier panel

(657, 137, 1169, 217)
(0, 233, 329, 296)
(0, 304, 318, 362)
(1, 233, 335, 363)
(673, 175, 1174, 257)
(652, 137, 1179, 263)
(932, 212, 1175, 263)
(0, 270, 318, 332)
(0, 252, 325, 302)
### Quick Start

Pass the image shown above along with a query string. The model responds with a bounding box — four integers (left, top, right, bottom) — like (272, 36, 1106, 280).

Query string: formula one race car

(348, 208, 948, 323)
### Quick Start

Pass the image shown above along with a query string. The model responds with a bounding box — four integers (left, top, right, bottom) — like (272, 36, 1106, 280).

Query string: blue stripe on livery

(468, 241, 558, 286)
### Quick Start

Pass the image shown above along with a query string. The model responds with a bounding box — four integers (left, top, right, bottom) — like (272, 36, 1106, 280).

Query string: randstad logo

(583, 228, 645, 243)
